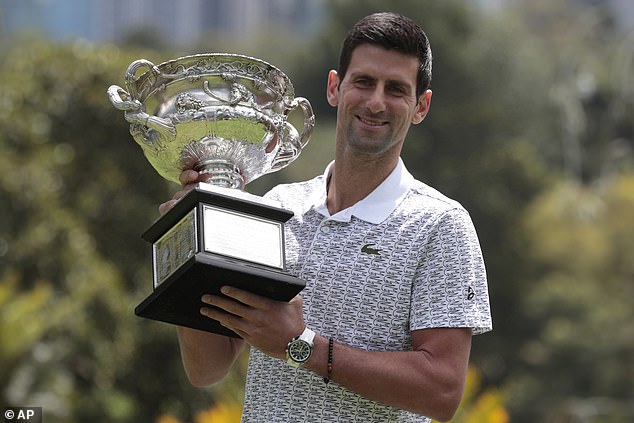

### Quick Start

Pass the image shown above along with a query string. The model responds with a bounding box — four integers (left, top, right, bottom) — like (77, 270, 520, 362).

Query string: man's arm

(307, 328, 471, 422)
(160, 170, 247, 387)
(176, 327, 246, 387)
(202, 286, 472, 422)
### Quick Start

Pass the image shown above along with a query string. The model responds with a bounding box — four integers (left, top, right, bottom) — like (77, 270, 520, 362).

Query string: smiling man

(162, 12, 492, 423)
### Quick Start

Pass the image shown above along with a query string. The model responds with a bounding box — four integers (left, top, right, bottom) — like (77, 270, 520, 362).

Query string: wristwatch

(286, 327, 316, 367)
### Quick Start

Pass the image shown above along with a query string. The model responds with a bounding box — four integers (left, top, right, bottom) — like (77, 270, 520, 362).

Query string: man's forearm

(176, 326, 246, 387)
(304, 328, 471, 422)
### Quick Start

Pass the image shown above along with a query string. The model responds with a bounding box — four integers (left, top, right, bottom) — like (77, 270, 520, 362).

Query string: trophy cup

(107, 53, 314, 337)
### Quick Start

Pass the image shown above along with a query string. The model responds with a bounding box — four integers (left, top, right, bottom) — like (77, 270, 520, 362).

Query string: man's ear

(326, 70, 340, 107)
(412, 89, 432, 125)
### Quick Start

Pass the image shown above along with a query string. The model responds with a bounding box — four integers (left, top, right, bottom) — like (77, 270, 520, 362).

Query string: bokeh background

(1, 0, 633, 422)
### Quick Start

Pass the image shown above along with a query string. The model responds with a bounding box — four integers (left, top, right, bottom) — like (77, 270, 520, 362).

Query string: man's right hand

(158, 169, 209, 215)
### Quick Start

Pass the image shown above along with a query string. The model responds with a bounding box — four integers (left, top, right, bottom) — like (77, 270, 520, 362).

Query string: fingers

(179, 169, 216, 187)
(216, 286, 272, 309)
(199, 288, 305, 359)
(157, 186, 191, 215)
(200, 293, 251, 335)
(200, 304, 244, 331)
(158, 199, 178, 215)
(179, 169, 200, 186)
(199, 287, 299, 330)
(201, 290, 252, 317)
(207, 287, 304, 318)
(158, 169, 205, 215)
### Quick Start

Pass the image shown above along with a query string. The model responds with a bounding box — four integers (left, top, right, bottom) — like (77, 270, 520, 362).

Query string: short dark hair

(338, 12, 432, 97)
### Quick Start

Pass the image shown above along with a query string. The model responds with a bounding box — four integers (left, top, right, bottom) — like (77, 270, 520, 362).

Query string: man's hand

(200, 286, 305, 360)
(158, 169, 208, 215)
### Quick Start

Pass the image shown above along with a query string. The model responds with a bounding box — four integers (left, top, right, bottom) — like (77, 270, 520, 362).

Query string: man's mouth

(357, 116, 388, 127)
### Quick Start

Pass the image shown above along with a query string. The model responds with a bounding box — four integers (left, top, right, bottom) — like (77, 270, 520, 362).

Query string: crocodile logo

(361, 243, 381, 255)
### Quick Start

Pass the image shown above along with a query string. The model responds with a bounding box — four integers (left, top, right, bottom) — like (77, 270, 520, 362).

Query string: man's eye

(388, 85, 407, 96)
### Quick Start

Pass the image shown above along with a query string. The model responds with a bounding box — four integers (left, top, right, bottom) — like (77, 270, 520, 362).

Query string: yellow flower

(195, 402, 243, 423)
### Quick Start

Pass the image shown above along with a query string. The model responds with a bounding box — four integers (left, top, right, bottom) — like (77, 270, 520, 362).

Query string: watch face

(288, 339, 312, 363)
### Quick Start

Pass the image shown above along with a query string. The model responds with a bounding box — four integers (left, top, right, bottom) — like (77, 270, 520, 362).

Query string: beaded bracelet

(324, 337, 334, 384)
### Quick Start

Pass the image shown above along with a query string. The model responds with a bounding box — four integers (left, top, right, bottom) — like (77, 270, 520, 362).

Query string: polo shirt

(239, 158, 492, 423)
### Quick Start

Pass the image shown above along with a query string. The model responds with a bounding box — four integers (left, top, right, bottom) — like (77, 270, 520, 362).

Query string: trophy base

(135, 183, 305, 338)
(135, 252, 305, 338)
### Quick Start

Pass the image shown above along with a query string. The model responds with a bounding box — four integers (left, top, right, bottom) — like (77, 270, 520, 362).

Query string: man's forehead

(347, 45, 419, 84)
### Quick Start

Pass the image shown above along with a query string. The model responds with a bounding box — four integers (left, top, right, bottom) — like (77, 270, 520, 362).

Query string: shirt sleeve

(410, 207, 493, 335)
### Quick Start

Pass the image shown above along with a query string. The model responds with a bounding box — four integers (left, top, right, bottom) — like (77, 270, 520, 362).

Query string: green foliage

(507, 176, 634, 422)
(0, 37, 211, 422)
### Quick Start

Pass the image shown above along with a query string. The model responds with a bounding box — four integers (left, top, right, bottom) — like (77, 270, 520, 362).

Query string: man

(160, 12, 492, 423)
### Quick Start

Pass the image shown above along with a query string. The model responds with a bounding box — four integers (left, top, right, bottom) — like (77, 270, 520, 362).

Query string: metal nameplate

(202, 204, 283, 269)
(153, 208, 198, 288)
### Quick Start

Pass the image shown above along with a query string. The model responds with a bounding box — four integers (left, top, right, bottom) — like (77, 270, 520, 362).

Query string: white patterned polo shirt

(240, 158, 492, 423)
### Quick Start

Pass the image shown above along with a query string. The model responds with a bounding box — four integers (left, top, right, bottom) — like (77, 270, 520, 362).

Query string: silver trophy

(108, 53, 314, 337)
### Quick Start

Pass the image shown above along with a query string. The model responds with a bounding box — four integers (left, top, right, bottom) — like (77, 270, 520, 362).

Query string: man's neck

(326, 154, 398, 215)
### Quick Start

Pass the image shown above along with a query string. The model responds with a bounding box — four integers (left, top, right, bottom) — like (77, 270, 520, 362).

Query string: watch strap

(298, 327, 316, 345)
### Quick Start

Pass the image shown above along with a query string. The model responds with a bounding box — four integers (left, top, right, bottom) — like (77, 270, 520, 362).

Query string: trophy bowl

(108, 53, 314, 188)
(107, 54, 314, 337)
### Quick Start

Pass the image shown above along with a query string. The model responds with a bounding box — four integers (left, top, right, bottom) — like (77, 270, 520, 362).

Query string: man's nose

(366, 86, 387, 113)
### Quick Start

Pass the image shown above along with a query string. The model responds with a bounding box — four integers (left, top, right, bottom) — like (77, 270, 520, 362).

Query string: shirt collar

(312, 158, 414, 224)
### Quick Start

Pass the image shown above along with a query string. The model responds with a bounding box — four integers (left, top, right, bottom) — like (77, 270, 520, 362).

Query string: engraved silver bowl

(108, 53, 314, 188)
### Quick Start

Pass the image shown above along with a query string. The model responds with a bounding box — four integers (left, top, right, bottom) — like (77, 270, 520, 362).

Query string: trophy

(108, 53, 314, 337)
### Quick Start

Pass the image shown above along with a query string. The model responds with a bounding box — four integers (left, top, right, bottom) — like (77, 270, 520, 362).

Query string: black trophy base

(134, 252, 305, 338)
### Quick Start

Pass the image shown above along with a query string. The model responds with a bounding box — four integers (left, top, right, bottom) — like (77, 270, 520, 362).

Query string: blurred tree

(470, 1, 634, 421)
(511, 175, 634, 422)
(118, 26, 171, 51)
(0, 36, 221, 422)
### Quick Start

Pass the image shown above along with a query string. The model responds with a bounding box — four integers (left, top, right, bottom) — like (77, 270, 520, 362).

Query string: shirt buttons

(320, 224, 331, 234)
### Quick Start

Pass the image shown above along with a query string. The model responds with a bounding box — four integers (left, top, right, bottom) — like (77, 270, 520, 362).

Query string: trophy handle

(107, 85, 176, 140)
(107, 85, 141, 111)
(270, 97, 315, 171)
(125, 59, 161, 100)
(292, 97, 315, 150)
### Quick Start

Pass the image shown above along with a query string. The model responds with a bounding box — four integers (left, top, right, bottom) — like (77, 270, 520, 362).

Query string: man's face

(327, 44, 431, 158)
